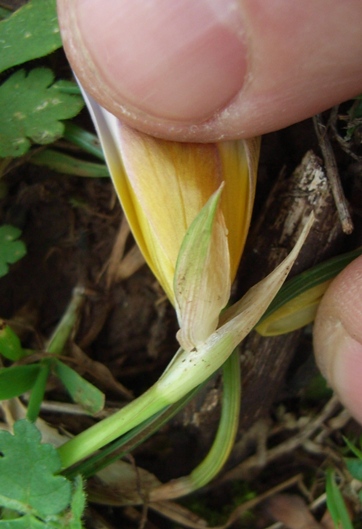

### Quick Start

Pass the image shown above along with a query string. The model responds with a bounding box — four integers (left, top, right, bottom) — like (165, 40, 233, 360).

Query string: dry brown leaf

(71, 342, 133, 399)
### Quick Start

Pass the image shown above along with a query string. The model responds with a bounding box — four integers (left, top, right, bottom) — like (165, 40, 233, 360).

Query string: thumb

(314, 256, 362, 425)
(58, 0, 362, 141)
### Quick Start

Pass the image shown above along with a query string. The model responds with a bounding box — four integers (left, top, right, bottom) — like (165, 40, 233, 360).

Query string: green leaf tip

(174, 184, 230, 351)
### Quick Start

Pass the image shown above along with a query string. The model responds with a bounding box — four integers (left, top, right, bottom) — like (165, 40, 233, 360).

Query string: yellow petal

(218, 137, 260, 281)
(79, 86, 258, 304)
(114, 125, 223, 302)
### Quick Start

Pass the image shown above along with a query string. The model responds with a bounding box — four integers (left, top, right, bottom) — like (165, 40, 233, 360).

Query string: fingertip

(58, 0, 362, 141)
(314, 255, 362, 424)
(58, 0, 248, 125)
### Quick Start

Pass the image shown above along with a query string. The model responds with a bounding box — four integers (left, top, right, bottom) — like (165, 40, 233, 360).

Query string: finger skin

(58, 0, 362, 141)
(314, 256, 362, 424)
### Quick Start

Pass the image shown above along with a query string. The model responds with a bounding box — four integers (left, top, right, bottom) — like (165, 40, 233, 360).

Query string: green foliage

(0, 68, 84, 158)
(303, 372, 333, 401)
(54, 360, 105, 415)
(0, 0, 61, 74)
(0, 2, 91, 524)
(326, 469, 354, 529)
(29, 122, 110, 177)
(30, 149, 110, 177)
(0, 357, 104, 417)
(344, 437, 362, 505)
(0, 420, 85, 528)
(0, 225, 26, 278)
(0, 295, 104, 417)
(0, 321, 27, 361)
(0, 0, 84, 161)
(0, 364, 41, 400)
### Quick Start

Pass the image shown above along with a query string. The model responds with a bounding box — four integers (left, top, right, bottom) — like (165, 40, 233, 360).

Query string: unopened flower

(81, 89, 259, 350)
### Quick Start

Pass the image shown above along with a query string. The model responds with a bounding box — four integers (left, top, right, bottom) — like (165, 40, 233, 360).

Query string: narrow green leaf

(63, 122, 105, 161)
(0, 0, 61, 74)
(26, 363, 51, 422)
(46, 288, 85, 355)
(151, 349, 241, 500)
(0, 365, 40, 400)
(54, 360, 104, 415)
(344, 436, 362, 460)
(188, 349, 241, 489)
(0, 321, 26, 361)
(52, 81, 82, 96)
(326, 468, 354, 529)
(30, 149, 109, 178)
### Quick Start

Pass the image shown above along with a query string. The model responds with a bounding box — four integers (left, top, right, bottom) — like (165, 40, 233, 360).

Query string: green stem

(59, 334, 237, 469)
(47, 287, 85, 355)
(150, 349, 241, 500)
(189, 348, 240, 489)
(26, 362, 51, 422)
(58, 383, 170, 469)
(65, 384, 203, 479)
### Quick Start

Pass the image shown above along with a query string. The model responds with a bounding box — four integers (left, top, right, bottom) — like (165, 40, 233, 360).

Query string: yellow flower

(82, 89, 259, 349)
(87, 93, 258, 294)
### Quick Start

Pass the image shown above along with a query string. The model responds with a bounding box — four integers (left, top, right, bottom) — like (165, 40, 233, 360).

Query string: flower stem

(149, 348, 241, 501)
(58, 383, 170, 469)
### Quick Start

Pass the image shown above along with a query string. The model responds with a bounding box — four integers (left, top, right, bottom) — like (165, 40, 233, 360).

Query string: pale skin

(57, 0, 362, 424)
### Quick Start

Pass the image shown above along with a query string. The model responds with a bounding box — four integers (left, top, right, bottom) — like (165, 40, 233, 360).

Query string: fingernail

(75, 0, 248, 122)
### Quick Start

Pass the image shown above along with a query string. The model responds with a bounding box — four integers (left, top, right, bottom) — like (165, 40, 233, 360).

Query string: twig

(219, 395, 341, 482)
(313, 114, 353, 234)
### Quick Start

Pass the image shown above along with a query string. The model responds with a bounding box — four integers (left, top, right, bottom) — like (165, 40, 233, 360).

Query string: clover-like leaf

(0, 0, 61, 74)
(0, 225, 26, 277)
(0, 420, 71, 519)
(0, 68, 84, 158)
